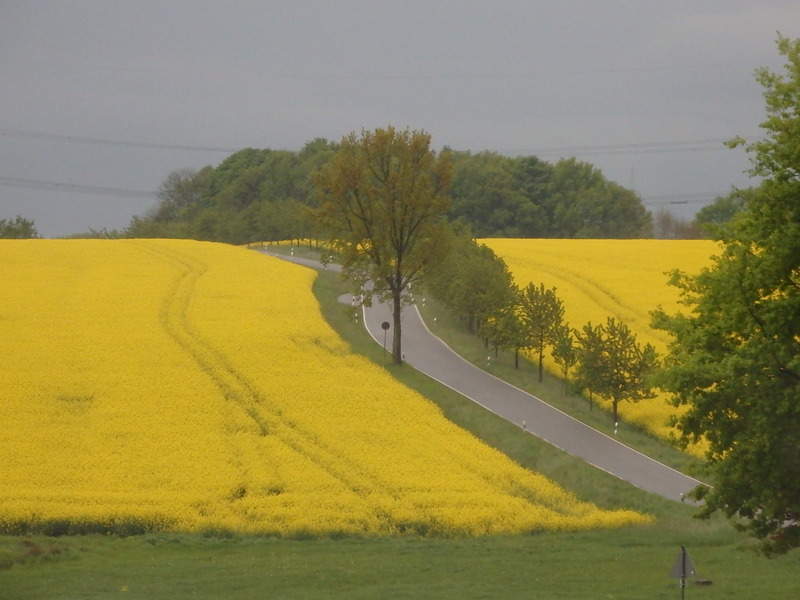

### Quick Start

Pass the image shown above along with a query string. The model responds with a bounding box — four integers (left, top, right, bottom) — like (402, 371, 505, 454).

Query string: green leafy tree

(652, 35, 800, 555)
(258, 198, 310, 245)
(0, 215, 38, 238)
(128, 166, 212, 238)
(692, 188, 751, 234)
(512, 155, 552, 230)
(575, 317, 659, 425)
(447, 151, 649, 238)
(449, 151, 545, 237)
(485, 287, 527, 369)
(154, 167, 206, 221)
(518, 283, 565, 382)
(295, 138, 339, 200)
(551, 324, 579, 395)
(215, 163, 270, 211)
(206, 148, 272, 196)
(454, 243, 515, 336)
(425, 228, 524, 362)
(546, 158, 652, 238)
(422, 224, 466, 308)
(314, 126, 453, 364)
(425, 229, 520, 358)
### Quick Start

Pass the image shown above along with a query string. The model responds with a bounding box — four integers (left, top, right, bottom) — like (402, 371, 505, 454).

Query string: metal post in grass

(669, 545, 699, 599)
(381, 321, 390, 360)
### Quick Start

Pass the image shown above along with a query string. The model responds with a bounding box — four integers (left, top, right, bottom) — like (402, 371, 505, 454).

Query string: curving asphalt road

(265, 251, 705, 502)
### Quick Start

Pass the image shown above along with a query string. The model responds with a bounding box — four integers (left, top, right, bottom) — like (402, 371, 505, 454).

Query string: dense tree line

(448, 152, 652, 238)
(127, 139, 338, 243)
(128, 141, 656, 242)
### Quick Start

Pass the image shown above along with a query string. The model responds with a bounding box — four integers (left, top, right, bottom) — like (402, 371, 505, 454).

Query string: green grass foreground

(2, 248, 799, 599)
(3, 531, 800, 599)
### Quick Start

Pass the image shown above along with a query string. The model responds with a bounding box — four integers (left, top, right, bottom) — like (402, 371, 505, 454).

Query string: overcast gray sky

(1, 1, 798, 238)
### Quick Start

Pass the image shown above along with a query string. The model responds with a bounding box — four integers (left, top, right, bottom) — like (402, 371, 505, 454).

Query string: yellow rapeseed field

(482, 238, 718, 443)
(0, 239, 649, 537)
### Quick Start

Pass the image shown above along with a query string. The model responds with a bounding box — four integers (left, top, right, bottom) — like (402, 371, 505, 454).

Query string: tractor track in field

(134, 242, 396, 511)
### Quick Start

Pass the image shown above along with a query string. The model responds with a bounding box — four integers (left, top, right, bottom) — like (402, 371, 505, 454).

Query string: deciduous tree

(546, 158, 652, 238)
(692, 188, 750, 233)
(575, 317, 659, 425)
(518, 283, 565, 382)
(551, 324, 579, 395)
(314, 126, 453, 364)
(652, 35, 800, 554)
(449, 151, 545, 237)
(486, 288, 527, 369)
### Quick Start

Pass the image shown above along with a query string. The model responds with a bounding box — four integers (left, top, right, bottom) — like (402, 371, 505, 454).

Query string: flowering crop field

(0, 239, 648, 538)
(482, 238, 717, 441)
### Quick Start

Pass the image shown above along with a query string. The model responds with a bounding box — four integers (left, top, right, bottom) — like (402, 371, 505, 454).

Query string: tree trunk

(392, 291, 403, 364)
(537, 345, 544, 383)
(612, 399, 619, 425)
(514, 348, 519, 370)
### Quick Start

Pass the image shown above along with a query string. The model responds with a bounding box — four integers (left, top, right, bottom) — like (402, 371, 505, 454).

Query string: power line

(2, 174, 722, 208)
(0, 176, 156, 199)
(3, 127, 763, 158)
(0, 128, 239, 153)
(642, 192, 724, 205)
(22, 57, 771, 81)
(501, 136, 761, 157)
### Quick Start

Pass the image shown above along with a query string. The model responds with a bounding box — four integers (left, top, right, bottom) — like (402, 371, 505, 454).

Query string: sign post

(668, 545, 698, 600)
(381, 321, 390, 359)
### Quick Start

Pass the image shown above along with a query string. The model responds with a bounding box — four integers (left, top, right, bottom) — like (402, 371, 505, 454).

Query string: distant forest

(126, 139, 729, 243)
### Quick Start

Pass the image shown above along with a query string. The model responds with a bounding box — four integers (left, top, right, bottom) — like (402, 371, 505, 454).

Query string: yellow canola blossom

(482, 238, 717, 443)
(0, 239, 649, 537)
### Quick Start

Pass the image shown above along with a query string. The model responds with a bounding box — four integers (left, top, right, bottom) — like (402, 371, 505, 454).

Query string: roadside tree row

(426, 231, 659, 426)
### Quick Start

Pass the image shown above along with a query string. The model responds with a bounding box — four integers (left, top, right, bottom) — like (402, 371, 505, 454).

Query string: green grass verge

(3, 251, 799, 599)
